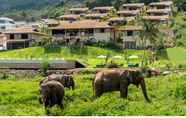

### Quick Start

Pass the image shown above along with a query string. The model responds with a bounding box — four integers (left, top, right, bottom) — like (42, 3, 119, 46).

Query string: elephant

(40, 74, 75, 90)
(92, 69, 151, 102)
(39, 80, 65, 112)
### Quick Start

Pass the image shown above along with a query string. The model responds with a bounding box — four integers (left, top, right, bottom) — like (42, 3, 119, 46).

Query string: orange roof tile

(150, 1, 173, 6)
(143, 15, 169, 21)
(85, 13, 108, 18)
(50, 20, 111, 30)
(109, 17, 125, 22)
(69, 7, 89, 12)
(93, 6, 114, 10)
(59, 14, 80, 19)
(122, 3, 145, 7)
(147, 9, 171, 13)
(117, 10, 140, 15)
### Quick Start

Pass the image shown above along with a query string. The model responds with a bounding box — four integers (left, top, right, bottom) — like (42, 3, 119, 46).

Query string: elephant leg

(45, 107, 50, 115)
(60, 100, 64, 109)
(93, 83, 103, 97)
(39, 97, 43, 104)
(94, 87, 103, 97)
(120, 87, 128, 98)
(120, 82, 128, 98)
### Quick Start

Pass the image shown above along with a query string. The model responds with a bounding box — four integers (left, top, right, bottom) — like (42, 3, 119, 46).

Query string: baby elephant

(40, 74, 75, 90)
(39, 80, 65, 112)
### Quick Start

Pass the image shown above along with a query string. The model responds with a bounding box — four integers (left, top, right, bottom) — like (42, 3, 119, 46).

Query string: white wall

(94, 29, 111, 42)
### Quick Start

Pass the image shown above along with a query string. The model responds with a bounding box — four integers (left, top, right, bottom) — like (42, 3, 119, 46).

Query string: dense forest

(1, 0, 185, 46)
(0, 0, 185, 21)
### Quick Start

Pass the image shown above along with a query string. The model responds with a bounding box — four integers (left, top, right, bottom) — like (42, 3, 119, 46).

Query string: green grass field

(0, 46, 186, 115)
(0, 73, 186, 116)
(0, 46, 143, 67)
(0, 46, 185, 68)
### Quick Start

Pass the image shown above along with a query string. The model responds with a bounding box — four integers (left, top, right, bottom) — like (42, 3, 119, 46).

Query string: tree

(139, 20, 160, 66)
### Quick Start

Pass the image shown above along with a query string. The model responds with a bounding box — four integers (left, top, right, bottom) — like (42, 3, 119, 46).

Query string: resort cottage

(50, 20, 112, 43)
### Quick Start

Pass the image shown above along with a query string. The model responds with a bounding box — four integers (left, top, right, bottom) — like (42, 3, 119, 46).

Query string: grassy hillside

(0, 73, 186, 115)
(0, 46, 143, 67)
(0, 46, 185, 67)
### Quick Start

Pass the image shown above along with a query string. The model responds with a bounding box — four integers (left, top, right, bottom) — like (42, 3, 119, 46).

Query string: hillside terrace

(0, 1, 173, 50)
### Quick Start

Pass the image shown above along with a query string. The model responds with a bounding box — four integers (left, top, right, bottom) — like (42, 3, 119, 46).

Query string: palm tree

(39, 23, 53, 47)
(139, 20, 160, 66)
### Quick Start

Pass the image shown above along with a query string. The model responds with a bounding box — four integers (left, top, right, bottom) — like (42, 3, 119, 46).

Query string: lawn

(0, 72, 186, 116)
(0, 46, 144, 68)
(156, 47, 186, 67)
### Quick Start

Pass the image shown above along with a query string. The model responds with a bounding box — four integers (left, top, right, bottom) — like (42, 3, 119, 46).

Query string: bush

(175, 84, 186, 99)
(41, 60, 50, 76)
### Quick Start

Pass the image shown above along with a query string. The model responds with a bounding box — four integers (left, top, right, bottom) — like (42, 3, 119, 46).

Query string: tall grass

(0, 73, 186, 116)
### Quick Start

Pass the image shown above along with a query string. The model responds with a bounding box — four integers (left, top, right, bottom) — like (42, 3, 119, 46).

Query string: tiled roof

(109, 17, 125, 22)
(147, 9, 171, 13)
(4, 27, 48, 36)
(122, 3, 145, 7)
(143, 15, 169, 21)
(117, 10, 140, 15)
(93, 6, 114, 10)
(149, 1, 173, 6)
(41, 19, 59, 25)
(59, 14, 80, 19)
(85, 13, 108, 18)
(4, 27, 36, 34)
(69, 7, 89, 12)
(50, 20, 111, 30)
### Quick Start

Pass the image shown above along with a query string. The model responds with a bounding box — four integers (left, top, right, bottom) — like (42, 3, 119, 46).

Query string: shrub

(175, 84, 186, 99)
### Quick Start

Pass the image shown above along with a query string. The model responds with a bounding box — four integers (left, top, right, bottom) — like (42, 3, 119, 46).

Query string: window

(9, 21, 15, 24)
(21, 34, 28, 39)
(10, 34, 14, 39)
(127, 31, 133, 36)
(0, 20, 5, 24)
(100, 29, 105, 33)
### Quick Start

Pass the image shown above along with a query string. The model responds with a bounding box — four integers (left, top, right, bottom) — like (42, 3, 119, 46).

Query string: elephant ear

(121, 70, 130, 81)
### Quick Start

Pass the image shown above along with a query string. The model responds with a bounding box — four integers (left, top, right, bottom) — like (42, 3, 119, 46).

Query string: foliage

(172, 12, 186, 47)
(0, 73, 186, 115)
(41, 59, 50, 73)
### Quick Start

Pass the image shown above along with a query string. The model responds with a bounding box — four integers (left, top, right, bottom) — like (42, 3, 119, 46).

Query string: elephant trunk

(140, 78, 151, 102)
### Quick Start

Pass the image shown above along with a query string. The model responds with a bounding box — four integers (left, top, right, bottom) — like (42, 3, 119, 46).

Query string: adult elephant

(39, 80, 65, 113)
(40, 74, 75, 90)
(93, 69, 151, 102)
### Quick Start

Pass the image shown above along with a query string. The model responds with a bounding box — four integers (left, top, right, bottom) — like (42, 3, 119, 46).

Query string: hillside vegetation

(0, 46, 185, 67)
(0, 72, 186, 115)
(0, 46, 144, 67)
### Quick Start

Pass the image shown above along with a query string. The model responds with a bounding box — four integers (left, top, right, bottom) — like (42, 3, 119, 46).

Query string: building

(2, 27, 47, 50)
(69, 8, 89, 15)
(121, 3, 145, 11)
(84, 13, 108, 20)
(0, 33, 6, 50)
(115, 26, 142, 49)
(149, 1, 173, 10)
(41, 19, 60, 27)
(146, 9, 171, 16)
(0, 17, 16, 32)
(92, 6, 115, 14)
(117, 10, 140, 22)
(50, 20, 112, 43)
(143, 14, 170, 24)
(108, 17, 126, 26)
(58, 14, 80, 21)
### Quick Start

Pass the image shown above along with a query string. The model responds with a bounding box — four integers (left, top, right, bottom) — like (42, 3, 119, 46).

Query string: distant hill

(0, 0, 62, 11)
